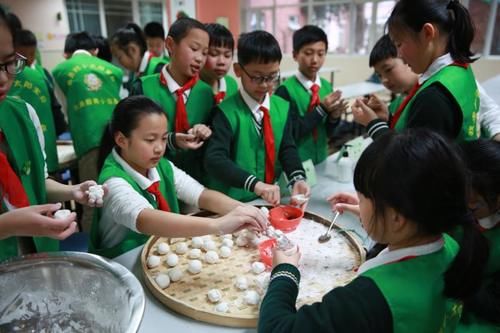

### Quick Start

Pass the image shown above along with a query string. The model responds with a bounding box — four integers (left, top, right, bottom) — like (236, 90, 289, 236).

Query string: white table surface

(114, 144, 372, 333)
(338, 81, 387, 99)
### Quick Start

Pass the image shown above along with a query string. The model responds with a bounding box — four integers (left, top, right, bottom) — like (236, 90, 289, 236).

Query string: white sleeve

(101, 177, 154, 233)
(171, 161, 205, 207)
(26, 102, 48, 178)
(477, 83, 500, 138)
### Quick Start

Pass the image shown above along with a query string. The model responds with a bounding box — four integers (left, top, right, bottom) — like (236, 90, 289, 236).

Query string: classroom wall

(196, 0, 240, 39)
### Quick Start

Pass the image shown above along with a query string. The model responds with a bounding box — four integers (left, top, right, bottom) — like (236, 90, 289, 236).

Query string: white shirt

(419, 53, 500, 138)
(138, 50, 153, 75)
(99, 149, 205, 248)
(295, 70, 321, 92)
(239, 88, 271, 125)
(161, 65, 192, 104)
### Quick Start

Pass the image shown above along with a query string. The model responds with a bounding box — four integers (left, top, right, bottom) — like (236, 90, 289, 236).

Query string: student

(200, 23, 238, 104)
(93, 35, 113, 63)
(352, 0, 480, 143)
(275, 25, 347, 165)
(369, 34, 500, 141)
(143, 21, 169, 61)
(110, 23, 167, 92)
(90, 96, 267, 258)
(259, 129, 488, 332)
(204, 31, 309, 205)
(455, 139, 500, 332)
(0, 9, 101, 260)
(52, 31, 122, 232)
(132, 18, 214, 182)
(14, 29, 67, 137)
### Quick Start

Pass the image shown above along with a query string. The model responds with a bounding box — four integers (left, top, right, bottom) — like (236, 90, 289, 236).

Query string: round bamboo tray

(141, 209, 365, 328)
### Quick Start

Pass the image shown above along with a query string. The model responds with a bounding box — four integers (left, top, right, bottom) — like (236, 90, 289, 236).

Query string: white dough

(260, 206, 270, 219)
(220, 234, 232, 240)
(251, 262, 266, 274)
(157, 242, 170, 255)
(221, 238, 234, 248)
(235, 277, 248, 290)
(219, 246, 231, 258)
(54, 209, 71, 220)
(214, 302, 229, 313)
(243, 290, 260, 305)
(155, 273, 170, 289)
(88, 185, 104, 205)
(254, 274, 270, 291)
(203, 240, 217, 252)
(201, 235, 213, 242)
(188, 260, 202, 274)
(147, 255, 161, 268)
(188, 248, 202, 259)
(168, 268, 183, 282)
(207, 289, 222, 303)
(166, 253, 179, 267)
(191, 237, 203, 249)
(205, 250, 219, 264)
(175, 242, 188, 255)
(235, 235, 248, 247)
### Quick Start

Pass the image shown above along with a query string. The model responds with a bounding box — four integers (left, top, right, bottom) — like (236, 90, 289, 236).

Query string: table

(114, 143, 372, 332)
(337, 81, 387, 99)
(279, 67, 340, 86)
(56, 141, 77, 170)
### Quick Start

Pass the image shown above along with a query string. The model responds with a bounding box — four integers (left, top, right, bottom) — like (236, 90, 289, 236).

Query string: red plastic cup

(269, 205, 304, 233)
(258, 238, 277, 267)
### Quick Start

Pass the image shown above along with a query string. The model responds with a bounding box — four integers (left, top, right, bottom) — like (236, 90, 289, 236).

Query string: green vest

(90, 153, 179, 258)
(361, 234, 462, 333)
(206, 93, 289, 202)
(141, 74, 214, 181)
(144, 56, 167, 77)
(52, 53, 123, 157)
(224, 75, 238, 99)
(9, 67, 59, 172)
(281, 76, 332, 164)
(0, 97, 58, 261)
(388, 94, 405, 115)
(394, 65, 479, 142)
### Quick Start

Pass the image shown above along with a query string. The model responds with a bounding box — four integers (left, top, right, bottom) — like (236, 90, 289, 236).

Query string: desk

(114, 145, 372, 332)
(279, 67, 340, 86)
(338, 81, 387, 99)
(56, 141, 77, 170)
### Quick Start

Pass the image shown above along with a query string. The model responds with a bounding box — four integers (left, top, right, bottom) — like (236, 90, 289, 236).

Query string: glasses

(239, 64, 280, 85)
(0, 53, 27, 75)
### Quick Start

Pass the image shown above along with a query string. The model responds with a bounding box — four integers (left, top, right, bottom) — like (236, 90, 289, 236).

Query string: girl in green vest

(259, 129, 488, 333)
(455, 139, 500, 333)
(352, 0, 479, 143)
(91, 96, 267, 258)
(200, 23, 238, 105)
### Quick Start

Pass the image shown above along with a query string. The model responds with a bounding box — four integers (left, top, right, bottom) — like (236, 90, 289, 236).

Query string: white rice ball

(214, 302, 229, 313)
(157, 242, 170, 255)
(235, 276, 248, 291)
(252, 262, 266, 274)
(203, 240, 217, 252)
(188, 248, 202, 259)
(154, 273, 170, 289)
(235, 235, 248, 247)
(175, 242, 188, 255)
(191, 237, 203, 249)
(243, 290, 260, 305)
(219, 246, 231, 258)
(54, 209, 71, 220)
(147, 255, 161, 268)
(168, 267, 183, 282)
(188, 260, 202, 274)
(166, 253, 179, 267)
(207, 289, 222, 303)
(205, 250, 219, 264)
(221, 238, 234, 248)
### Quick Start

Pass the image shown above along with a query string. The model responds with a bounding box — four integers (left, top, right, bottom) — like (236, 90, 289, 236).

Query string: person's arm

(477, 83, 500, 141)
(278, 114, 306, 187)
(43, 69, 67, 136)
(45, 178, 102, 206)
(259, 265, 392, 333)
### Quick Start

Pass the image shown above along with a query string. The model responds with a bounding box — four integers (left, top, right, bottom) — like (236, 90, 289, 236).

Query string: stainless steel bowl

(0, 251, 144, 332)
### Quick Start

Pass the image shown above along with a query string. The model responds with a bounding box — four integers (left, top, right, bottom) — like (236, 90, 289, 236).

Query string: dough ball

(235, 235, 248, 247)
(219, 246, 231, 258)
(254, 274, 270, 291)
(243, 290, 260, 305)
(147, 255, 161, 268)
(191, 237, 203, 249)
(220, 234, 232, 240)
(157, 242, 170, 255)
(214, 302, 229, 313)
(203, 240, 217, 252)
(175, 242, 188, 255)
(168, 267, 183, 282)
(205, 250, 219, 264)
(188, 248, 202, 259)
(155, 273, 170, 289)
(252, 262, 266, 274)
(166, 253, 179, 267)
(235, 276, 248, 291)
(207, 288, 222, 303)
(54, 209, 72, 220)
(188, 260, 202, 274)
(221, 238, 234, 248)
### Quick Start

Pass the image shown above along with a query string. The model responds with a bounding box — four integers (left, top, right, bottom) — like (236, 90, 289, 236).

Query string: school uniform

(275, 72, 336, 164)
(204, 89, 305, 202)
(9, 67, 59, 173)
(259, 234, 462, 333)
(212, 75, 239, 104)
(90, 149, 204, 258)
(367, 53, 479, 142)
(0, 97, 58, 261)
(133, 65, 214, 182)
(125, 51, 168, 92)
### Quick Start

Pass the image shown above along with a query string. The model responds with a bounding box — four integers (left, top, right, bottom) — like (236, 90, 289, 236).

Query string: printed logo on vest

(84, 74, 102, 92)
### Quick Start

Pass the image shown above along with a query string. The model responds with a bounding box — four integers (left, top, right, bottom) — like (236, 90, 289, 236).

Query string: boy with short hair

(204, 31, 309, 205)
(275, 25, 347, 165)
(143, 21, 169, 61)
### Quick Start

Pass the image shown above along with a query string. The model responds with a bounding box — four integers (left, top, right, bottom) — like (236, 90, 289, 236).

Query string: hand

(364, 94, 389, 121)
(175, 132, 204, 150)
(188, 124, 212, 141)
(321, 90, 342, 114)
(328, 98, 349, 120)
(0, 203, 78, 240)
(351, 98, 379, 126)
(326, 192, 360, 216)
(493, 133, 500, 142)
(272, 246, 301, 268)
(290, 180, 310, 211)
(254, 182, 280, 206)
(73, 181, 108, 207)
(214, 205, 268, 234)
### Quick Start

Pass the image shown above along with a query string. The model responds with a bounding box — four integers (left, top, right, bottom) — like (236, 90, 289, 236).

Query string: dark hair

(237, 30, 282, 66)
(292, 25, 328, 53)
(205, 23, 234, 51)
(387, 0, 476, 63)
(369, 34, 397, 67)
(144, 21, 165, 39)
(111, 23, 147, 56)
(167, 17, 207, 44)
(354, 129, 488, 300)
(459, 139, 500, 213)
(93, 35, 112, 62)
(64, 31, 97, 54)
(6, 12, 22, 31)
(98, 96, 166, 171)
(14, 29, 37, 47)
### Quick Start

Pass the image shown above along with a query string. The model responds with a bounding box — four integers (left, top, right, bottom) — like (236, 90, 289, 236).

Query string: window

(104, 0, 133, 37)
(66, 0, 101, 36)
(139, 1, 164, 26)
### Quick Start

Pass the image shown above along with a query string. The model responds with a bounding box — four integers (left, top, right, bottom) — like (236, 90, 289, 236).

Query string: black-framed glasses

(0, 53, 27, 75)
(239, 64, 280, 85)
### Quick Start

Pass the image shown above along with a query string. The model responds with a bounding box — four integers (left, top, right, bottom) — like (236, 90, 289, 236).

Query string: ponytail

(444, 214, 489, 300)
(111, 22, 147, 56)
(97, 123, 115, 172)
(446, 0, 476, 63)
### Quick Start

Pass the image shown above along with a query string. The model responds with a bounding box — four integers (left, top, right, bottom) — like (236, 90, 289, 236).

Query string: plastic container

(258, 238, 277, 267)
(269, 205, 304, 232)
(336, 150, 353, 183)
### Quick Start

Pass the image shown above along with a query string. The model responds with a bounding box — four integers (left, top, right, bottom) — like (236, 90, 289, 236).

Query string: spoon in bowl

(318, 211, 341, 243)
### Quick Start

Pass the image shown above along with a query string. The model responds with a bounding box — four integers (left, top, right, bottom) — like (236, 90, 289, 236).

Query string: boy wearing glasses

(275, 25, 347, 165)
(204, 31, 309, 205)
